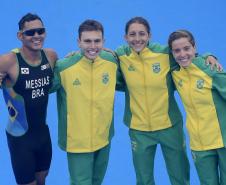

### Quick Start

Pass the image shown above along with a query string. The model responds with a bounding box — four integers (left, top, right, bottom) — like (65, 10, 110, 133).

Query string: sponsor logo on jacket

(73, 78, 81, 86)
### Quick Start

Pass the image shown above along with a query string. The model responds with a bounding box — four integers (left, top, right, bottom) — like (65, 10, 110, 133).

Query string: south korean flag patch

(21, 68, 29, 74)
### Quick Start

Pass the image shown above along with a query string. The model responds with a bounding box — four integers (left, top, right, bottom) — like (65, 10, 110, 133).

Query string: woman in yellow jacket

(115, 17, 189, 185)
(169, 29, 226, 185)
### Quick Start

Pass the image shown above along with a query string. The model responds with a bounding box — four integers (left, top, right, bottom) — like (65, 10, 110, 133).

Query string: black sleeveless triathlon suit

(3, 50, 53, 184)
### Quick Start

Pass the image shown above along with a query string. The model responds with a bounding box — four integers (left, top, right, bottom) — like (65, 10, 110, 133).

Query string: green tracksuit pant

(129, 123, 190, 185)
(67, 144, 110, 185)
(192, 147, 226, 185)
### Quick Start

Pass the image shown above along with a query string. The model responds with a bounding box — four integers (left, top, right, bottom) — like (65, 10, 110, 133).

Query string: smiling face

(125, 22, 150, 53)
(171, 37, 196, 68)
(18, 19, 46, 51)
(78, 30, 104, 60)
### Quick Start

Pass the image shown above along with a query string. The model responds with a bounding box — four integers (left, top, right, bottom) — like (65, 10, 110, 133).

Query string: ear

(44, 31, 47, 38)
(124, 34, 128, 42)
(77, 38, 81, 48)
(148, 33, 151, 40)
(17, 31, 23, 41)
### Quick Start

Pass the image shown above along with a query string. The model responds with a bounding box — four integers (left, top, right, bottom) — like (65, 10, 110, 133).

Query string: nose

(90, 41, 96, 48)
(135, 34, 140, 41)
(88, 41, 98, 48)
(33, 31, 40, 37)
(180, 50, 187, 57)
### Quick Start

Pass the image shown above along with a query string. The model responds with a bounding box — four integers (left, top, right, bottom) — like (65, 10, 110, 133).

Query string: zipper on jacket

(139, 54, 152, 130)
(186, 68, 204, 149)
(90, 62, 94, 151)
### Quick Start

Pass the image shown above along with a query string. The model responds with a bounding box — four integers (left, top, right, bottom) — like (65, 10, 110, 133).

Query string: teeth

(179, 59, 188, 62)
(33, 40, 41, 44)
(134, 43, 142, 46)
(88, 50, 97, 55)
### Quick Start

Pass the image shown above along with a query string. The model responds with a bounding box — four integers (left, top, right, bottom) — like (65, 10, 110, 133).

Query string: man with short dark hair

(0, 13, 57, 185)
(52, 19, 123, 185)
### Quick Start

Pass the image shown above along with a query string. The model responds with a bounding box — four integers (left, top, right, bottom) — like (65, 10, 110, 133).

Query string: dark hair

(125, 17, 151, 35)
(168, 30, 195, 50)
(78, 19, 104, 39)
(18, 13, 43, 30)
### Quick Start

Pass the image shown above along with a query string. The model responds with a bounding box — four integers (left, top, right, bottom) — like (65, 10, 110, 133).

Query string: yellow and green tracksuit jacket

(115, 43, 183, 131)
(52, 50, 123, 153)
(172, 56, 226, 151)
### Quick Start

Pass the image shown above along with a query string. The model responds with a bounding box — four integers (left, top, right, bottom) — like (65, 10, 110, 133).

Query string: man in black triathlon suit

(0, 13, 57, 185)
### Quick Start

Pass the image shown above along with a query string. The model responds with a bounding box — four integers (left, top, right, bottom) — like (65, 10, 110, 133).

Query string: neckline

(19, 49, 42, 67)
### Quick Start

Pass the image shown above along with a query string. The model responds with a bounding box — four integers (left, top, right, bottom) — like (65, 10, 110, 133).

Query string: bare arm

(0, 54, 13, 73)
(0, 53, 17, 86)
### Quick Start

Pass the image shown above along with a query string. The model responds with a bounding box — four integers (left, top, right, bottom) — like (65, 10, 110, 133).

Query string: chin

(87, 56, 97, 60)
(30, 48, 42, 52)
(136, 45, 146, 52)
(133, 47, 142, 52)
(32, 45, 43, 50)
(180, 64, 189, 68)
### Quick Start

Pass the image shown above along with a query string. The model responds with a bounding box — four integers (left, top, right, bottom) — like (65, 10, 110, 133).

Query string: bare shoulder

(0, 52, 16, 63)
(0, 52, 17, 72)
(43, 48, 58, 69)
